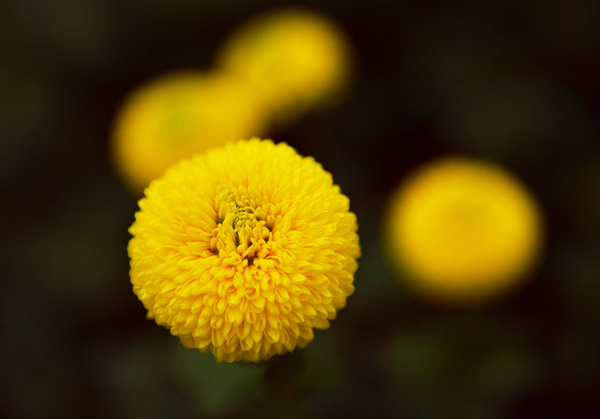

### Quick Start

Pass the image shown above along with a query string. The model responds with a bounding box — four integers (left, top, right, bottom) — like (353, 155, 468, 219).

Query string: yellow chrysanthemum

(111, 71, 265, 193)
(384, 157, 543, 305)
(216, 9, 353, 123)
(128, 139, 360, 362)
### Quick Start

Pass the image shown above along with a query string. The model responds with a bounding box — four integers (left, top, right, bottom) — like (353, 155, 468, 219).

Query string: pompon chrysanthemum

(128, 139, 360, 362)
(111, 71, 265, 193)
(216, 8, 353, 124)
(384, 156, 543, 305)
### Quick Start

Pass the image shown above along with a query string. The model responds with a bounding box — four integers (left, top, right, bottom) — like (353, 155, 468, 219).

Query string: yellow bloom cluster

(128, 139, 360, 362)
(112, 72, 265, 193)
(216, 8, 352, 123)
(112, 9, 352, 194)
(384, 157, 543, 305)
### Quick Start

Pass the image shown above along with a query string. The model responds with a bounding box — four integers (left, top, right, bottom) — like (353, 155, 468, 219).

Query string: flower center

(210, 185, 274, 262)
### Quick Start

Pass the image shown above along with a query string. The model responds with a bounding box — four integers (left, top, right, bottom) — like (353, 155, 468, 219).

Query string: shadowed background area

(2, 0, 600, 418)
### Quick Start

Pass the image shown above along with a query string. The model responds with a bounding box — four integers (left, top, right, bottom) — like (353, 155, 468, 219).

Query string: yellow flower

(384, 157, 543, 305)
(111, 71, 265, 193)
(216, 8, 353, 123)
(128, 139, 360, 362)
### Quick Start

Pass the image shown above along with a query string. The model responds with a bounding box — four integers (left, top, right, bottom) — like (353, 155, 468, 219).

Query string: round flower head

(384, 157, 543, 305)
(111, 71, 265, 193)
(128, 139, 360, 362)
(216, 9, 353, 123)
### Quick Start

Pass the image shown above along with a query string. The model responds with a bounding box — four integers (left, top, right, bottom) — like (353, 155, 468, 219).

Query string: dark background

(2, 0, 600, 418)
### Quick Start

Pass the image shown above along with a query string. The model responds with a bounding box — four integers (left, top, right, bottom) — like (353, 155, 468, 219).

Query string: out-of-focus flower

(216, 9, 353, 124)
(384, 156, 543, 305)
(128, 139, 360, 362)
(111, 71, 265, 193)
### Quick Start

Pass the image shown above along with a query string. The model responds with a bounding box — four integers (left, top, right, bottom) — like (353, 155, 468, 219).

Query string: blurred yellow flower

(111, 71, 265, 193)
(216, 9, 353, 124)
(128, 139, 360, 362)
(384, 157, 543, 305)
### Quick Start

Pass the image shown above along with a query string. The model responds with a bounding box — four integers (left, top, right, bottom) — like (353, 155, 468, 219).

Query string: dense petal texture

(129, 139, 360, 361)
(385, 156, 543, 305)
